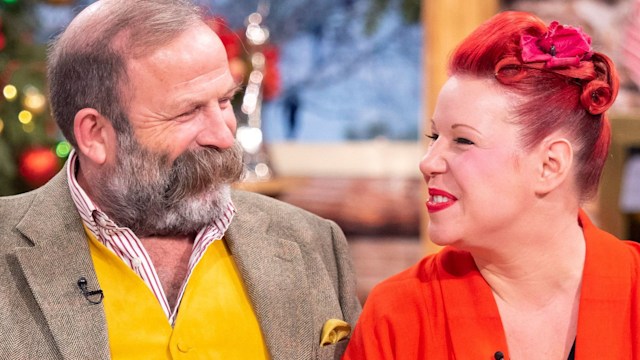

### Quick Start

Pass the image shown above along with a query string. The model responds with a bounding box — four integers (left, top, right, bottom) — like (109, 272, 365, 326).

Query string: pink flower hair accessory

(520, 21, 593, 68)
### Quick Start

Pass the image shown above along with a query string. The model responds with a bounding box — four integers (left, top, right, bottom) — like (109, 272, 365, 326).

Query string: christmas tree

(0, 0, 69, 196)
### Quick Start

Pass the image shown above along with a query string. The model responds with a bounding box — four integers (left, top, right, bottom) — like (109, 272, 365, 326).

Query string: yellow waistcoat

(86, 230, 270, 359)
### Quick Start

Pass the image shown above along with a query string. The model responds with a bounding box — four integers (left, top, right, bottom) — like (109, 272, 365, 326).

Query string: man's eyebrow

(174, 83, 244, 111)
(225, 83, 244, 97)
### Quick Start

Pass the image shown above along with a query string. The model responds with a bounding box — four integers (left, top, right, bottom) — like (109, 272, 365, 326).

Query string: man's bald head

(47, 0, 205, 147)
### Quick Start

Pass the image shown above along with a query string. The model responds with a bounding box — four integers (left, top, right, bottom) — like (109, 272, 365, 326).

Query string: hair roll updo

(449, 11, 619, 200)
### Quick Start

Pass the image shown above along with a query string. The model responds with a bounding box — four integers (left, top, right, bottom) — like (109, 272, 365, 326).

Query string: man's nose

(196, 105, 236, 149)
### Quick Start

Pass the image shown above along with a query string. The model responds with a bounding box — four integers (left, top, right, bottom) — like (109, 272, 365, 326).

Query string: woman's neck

(473, 211, 586, 309)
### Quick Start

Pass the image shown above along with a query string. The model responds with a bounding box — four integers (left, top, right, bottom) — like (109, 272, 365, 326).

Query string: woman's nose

(419, 143, 447, 179)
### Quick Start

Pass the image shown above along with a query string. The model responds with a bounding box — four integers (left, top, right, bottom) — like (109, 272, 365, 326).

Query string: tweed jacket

(0, 168, 361, 360)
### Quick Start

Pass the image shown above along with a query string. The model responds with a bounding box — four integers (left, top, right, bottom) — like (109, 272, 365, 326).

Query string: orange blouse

(343, 211, 640, 359)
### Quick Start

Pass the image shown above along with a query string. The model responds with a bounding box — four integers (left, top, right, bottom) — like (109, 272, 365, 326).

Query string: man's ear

(535, 137, 574, 196)
(73, 108, 115, 165)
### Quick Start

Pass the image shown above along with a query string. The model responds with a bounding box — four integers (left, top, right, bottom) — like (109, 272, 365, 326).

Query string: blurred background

(1, 0, 640, 302)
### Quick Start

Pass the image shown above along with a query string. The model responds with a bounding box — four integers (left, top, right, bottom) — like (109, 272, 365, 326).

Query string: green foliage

(365, 0, 421, 35)
(400, 0, 420, 24)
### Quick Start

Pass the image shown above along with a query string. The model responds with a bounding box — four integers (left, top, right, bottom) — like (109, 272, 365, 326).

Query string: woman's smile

(426, 187, 457, 213)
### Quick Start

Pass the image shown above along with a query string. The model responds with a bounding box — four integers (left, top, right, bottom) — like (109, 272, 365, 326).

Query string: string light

(22, 86, 46, 114)
(3, 84, 18, 101)
(55, 141, 72, 158)
(0, 118, 4, 134)
(22, 122, 35, 133)
(18, 110, 33, 124)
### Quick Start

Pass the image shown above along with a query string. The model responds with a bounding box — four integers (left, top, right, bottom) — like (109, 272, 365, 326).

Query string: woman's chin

(428, 230, 463, 248)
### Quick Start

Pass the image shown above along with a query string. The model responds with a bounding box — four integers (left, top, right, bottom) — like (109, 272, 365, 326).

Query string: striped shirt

(66, 150, 236, 324)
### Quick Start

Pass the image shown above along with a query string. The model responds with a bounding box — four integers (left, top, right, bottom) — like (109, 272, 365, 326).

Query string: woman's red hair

(449, 11, 619, 200)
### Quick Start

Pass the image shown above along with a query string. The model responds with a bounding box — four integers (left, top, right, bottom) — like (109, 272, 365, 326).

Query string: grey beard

(93, 137, 244, 237)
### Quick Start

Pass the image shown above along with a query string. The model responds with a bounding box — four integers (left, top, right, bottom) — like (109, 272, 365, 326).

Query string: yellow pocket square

(320, 319, 351, 346)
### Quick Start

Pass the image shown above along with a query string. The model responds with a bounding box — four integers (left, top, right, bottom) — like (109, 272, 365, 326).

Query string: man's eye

(454, 137, 474, 145)
(179, 106, 201, 118)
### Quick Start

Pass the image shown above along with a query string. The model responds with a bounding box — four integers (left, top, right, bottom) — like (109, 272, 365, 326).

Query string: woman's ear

(535, 137, 574, 196)
(73, 108, 116, 166)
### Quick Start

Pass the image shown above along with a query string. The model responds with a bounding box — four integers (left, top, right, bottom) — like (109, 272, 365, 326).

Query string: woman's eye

(425, 133, 439, 141)
(454, 137, 474, 145)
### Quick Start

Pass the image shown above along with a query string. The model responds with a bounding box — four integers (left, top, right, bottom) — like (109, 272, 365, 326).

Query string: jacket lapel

(437, 248, 509, 360)
(225, 195, 315, 360)
(575, 211, 635, 357)
(14, 169, 110, 360)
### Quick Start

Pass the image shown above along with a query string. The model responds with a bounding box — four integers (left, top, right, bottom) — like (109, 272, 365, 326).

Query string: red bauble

(0, 17, 4, 51)
(19, 147, 61, 188)
(262, 46, 281, 101)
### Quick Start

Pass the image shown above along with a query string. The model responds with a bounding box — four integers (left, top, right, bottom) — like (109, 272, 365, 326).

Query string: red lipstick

(426, 188, 457, 213)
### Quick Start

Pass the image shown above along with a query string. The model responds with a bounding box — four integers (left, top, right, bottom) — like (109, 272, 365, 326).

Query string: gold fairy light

(18, 110, 33, 124)
(3, 85, 18, 101)
(22, 86, 46, 114)
(0, 118, 4, 134)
